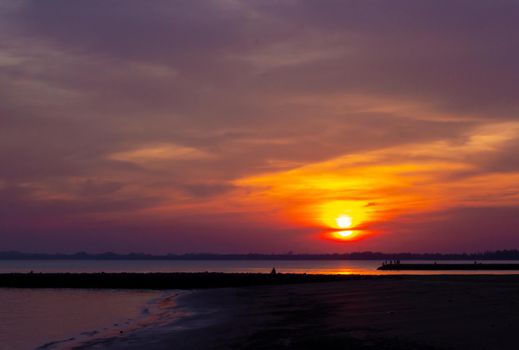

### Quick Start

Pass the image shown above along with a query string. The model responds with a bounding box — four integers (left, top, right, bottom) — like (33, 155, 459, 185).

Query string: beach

(66, 275, 519, 349)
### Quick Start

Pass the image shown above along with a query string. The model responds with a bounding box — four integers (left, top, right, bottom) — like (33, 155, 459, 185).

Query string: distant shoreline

(2, 250, 519, 260)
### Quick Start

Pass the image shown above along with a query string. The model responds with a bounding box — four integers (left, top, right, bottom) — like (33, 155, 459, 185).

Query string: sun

(336, 214, 353, 229)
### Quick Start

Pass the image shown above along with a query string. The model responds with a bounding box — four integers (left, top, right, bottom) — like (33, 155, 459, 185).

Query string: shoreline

(50, 290, 190, 350)
(51, 275, 519, 349)
(5, 275, 519, 349)
(0, 288, 166, 350)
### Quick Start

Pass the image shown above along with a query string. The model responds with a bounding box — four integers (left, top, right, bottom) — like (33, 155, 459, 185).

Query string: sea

(2, 259, 519, 349)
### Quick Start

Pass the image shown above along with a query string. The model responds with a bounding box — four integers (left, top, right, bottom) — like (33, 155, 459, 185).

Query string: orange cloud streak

(235, 122, 519, 242)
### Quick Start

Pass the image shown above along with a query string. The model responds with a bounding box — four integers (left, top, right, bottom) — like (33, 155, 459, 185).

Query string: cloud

(365, 206, 519, 253)
(2, 1, 519, 252)
(180, 182, 236, 198)
(108, 144, 213, 165)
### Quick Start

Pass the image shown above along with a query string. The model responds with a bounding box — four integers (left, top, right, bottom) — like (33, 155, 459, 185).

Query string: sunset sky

(2, 1, 519, 253)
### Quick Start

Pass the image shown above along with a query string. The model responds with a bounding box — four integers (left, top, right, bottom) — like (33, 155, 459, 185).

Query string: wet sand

(72, 275, 519, 349)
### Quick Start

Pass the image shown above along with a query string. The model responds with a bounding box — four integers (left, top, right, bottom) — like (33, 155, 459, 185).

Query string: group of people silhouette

(382, 260, 401, 265)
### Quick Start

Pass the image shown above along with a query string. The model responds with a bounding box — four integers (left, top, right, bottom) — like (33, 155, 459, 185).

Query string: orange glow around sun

(318, 201, 371, 229)
(234, 141, 488, 243)
(317, 201, 373, 241)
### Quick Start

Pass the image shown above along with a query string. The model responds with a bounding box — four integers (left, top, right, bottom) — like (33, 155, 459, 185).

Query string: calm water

(2, 259, 519, 275)
(2, 259, 519, 349)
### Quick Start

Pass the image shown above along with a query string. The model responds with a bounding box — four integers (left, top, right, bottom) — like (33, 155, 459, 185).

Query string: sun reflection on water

(326, 229, 368, 241)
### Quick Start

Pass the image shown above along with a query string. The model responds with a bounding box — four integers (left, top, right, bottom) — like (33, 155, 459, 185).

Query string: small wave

(36, 337, 75, 350)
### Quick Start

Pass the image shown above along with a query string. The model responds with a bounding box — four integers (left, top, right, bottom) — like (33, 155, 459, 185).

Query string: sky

(2, 0, 519, 253)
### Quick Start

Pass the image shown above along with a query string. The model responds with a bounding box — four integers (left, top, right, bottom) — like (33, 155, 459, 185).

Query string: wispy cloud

(108, 144, 213, 165)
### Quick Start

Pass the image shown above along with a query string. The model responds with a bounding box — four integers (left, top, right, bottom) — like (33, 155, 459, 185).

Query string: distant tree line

(1, 250, 519, 260)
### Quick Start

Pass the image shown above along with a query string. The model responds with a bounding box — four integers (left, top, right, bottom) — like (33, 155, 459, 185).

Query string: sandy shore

(73, 275, 519, 349)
